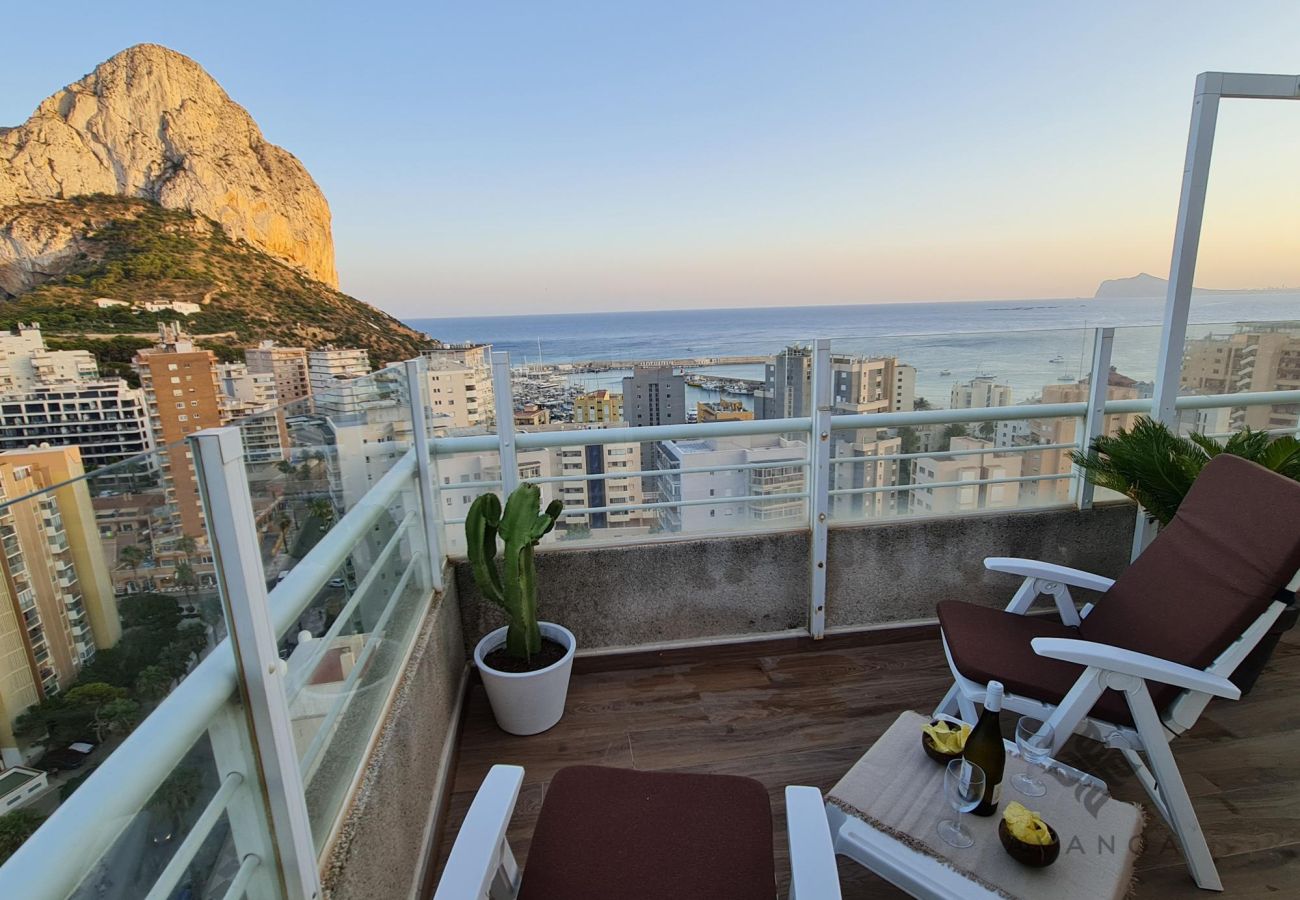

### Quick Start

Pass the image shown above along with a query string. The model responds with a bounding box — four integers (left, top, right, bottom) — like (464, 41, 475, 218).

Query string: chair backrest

(1080, 454, 1300, 674)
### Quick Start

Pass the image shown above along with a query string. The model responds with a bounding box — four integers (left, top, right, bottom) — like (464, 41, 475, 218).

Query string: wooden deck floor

(434, 625, 1300, 897)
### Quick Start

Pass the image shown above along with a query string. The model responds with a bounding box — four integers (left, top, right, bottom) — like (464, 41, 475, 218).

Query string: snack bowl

(998, 818, 1061, 867)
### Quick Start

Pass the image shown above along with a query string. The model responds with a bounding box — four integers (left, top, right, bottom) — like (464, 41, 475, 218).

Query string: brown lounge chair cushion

(518, 765, 776, 900)
(940, 455, 1300, 726)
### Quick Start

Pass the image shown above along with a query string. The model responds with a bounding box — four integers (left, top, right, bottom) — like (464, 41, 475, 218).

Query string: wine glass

(938, 759, 985, 848)
(1012, 717, 1055, 797)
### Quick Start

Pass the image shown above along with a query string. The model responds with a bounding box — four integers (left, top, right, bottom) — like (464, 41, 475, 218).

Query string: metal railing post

(405, 358, 445, 592)
(207, 700, 280, 900)
(808, 339, 832, 639)
(492, 351, 520, 495)
(1077, 327, 1114, 510)
(192, 427, 322, 900)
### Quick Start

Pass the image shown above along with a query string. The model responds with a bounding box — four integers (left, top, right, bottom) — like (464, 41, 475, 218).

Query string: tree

(121, 593, 182, 634)
(134, 665, 172, 701)
(65, 683, 128, 742)
(160, 643, 195, 679)
(308, 498, 335, 528)
(940, 424, 969, 452)
(102, 698, 141, 736)
(149, 767, 202, 835)
(277, 515, 294, 548)
(174, 559, 198, 599)
(914, 397, 933, 411)
(119, 544, 145, 587)
(276, 460, 295, 475)
(0, 809, 44, 863)
(14, 695, 93, 744)
(978, 420, 997, 440)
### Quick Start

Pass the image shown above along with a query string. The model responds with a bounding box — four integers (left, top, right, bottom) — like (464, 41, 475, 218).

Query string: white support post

(1077, 327, 1114, 510)
(405, 358, 445, 592)
(192, 427, 322, 900)
(207, 700, 281, 900)
(808, 339, 832, 639)
(491, 352, 519, 496)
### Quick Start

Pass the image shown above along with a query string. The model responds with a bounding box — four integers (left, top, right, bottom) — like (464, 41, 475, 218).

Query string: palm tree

(119, 544, 145, 590)
(149, 767, 202, 837)
(308, 498, 336, 528)
(1071, 417, 1300, 525)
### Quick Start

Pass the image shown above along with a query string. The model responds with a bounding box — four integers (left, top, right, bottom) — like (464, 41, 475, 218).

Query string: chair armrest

(1030, 638, 1241, 700)
(785, 786, 842, 900)
(985, 557, 1116, 593)
(433, 764, 524, 900)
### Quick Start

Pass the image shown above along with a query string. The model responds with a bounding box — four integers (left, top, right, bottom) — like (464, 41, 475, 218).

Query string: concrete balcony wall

(322, 565, 466, 900)
(453, 502, 1137, 654)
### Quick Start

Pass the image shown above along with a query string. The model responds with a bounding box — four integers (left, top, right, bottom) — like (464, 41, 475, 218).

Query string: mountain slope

(0, 195, 432, 369)
(1, 43, 335, 285)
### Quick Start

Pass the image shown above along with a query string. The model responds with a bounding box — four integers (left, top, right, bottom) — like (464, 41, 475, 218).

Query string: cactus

(465, 483, 564, 661)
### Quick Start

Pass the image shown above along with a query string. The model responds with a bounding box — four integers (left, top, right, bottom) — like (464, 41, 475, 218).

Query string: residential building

(0, 323, 97, 392)
(831, 429, 903, 520)
(574, 390, 624, 425)
(697, 400, 753, 423)
(513, 405, 550, 427)
(246, 341, 312, 405)
(0, 446, 119, 765)
(653, 434, 807, 532)
(218, 363, 288, 463)
(424, 343, 494, 426)
(0, 380, 153, 470)
(427, 361, 488, 430)
(435, 447, 556, 556)
(1020, 370, 1143, 504)
(951, 376, 1013, 410)
(132, 323, 226, 552)
(755, 346, 915, 419)
(910, 437, 1023, 516)
(526, 424, 652, 536)
(138, 300, 202, 316)
(621, 366, 686, 427)
(1182, 323, 1300, 431)
(308, 347, 371, 397)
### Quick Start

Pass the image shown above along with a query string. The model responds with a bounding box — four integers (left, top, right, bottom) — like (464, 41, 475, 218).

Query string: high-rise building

(621, 366, 686, 427)
(0, 324, 97, 392)
(218, 363, 288, 463)
(755, 346, 915, 419)
(1019, 370, 1143, 504)
(696, 400, 754, 423)
(910, 437, 1023, 516)
(951, 376, 1013, 410)
(831, 429, 903, 520)
(0, 445, 119, 765)
(574, 390, 624, 424)
(0, 380, 153, 470)
(1182, 323, 1300, 431)
(132, 324, 226, 549)
(424, 343, 494, 426)
(245, 341, 312, 405)
(426, 361, 491, 430)
(308, 347, 371, 397)
(653, 434, 807, 532)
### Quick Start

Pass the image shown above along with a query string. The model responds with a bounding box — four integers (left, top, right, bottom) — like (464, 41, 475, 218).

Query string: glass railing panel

(280, 475, 432, 849)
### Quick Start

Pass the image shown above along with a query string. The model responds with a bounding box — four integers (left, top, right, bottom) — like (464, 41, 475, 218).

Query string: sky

(3, 2, 1300, 317)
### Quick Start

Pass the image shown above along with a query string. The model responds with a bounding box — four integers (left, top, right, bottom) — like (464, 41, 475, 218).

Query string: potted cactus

(466, 482, 575, 735)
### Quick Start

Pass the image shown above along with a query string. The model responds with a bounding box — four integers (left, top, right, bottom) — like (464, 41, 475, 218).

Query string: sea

(407, 293, 1300, 409)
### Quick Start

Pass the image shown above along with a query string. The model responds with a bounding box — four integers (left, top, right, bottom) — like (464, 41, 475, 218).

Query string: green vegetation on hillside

(0, 195, 434, 367)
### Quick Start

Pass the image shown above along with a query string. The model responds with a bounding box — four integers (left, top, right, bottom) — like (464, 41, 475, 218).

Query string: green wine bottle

(964, 680, 1006, 816)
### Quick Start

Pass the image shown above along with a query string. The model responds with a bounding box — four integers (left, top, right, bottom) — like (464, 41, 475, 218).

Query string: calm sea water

(408, 293, 1300, 406)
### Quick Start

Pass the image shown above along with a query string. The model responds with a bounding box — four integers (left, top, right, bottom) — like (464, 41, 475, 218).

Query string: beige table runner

(829, 711, 1143, 900)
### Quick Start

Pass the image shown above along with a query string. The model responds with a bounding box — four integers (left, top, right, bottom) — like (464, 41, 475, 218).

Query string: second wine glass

(938, 758, 985, 848)
(1012, 717, 1055, 797)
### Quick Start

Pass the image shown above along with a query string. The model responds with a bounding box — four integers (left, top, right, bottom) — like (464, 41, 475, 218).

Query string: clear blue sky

(4, 2, 1299, 317)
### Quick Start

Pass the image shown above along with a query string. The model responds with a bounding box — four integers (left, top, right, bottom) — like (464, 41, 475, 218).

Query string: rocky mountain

(0, 44, 435, 370)
(1, 43, 335, 286)
(1094, 273, 1171, 298)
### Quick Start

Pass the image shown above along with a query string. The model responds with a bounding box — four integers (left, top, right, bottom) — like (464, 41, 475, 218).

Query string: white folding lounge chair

(934, 454, 1300, 891)
(434, 764, 842, 900)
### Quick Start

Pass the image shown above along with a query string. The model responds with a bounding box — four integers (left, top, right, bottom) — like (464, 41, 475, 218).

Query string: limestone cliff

(0, 43, 337, 287)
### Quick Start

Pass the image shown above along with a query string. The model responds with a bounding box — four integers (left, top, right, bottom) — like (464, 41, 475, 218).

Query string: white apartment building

(426, 363, 487, 431)
(757, 346, 915, 419)
(424, 344, 494, 426)
(0, 324, 151, 469)
(0, 324, 97, 392)
(831, 429, 903, 520)
(951, 376, 1013, 410)
(653, 434, 808, 533)
(910, 437, 1023, 516)
(218, 363, 287, 463)
(308, 347, 371, 396)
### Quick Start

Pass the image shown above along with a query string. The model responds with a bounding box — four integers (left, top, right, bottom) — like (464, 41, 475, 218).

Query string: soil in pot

(483, 638, 568, 674)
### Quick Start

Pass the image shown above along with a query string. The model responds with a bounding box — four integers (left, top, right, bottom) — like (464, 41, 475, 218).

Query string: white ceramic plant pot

(474, 622, 576, 736)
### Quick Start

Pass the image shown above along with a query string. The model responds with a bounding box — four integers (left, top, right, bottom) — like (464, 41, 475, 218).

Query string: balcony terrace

(2, 321, 1300, 898)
